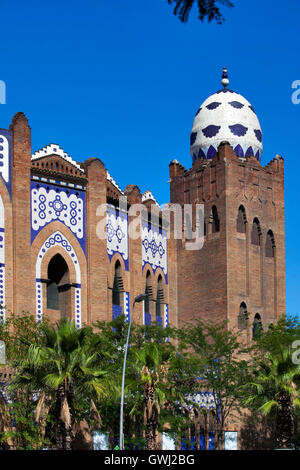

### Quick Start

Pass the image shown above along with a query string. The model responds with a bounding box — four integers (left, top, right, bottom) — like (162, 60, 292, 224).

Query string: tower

(169, 69, 285, 336)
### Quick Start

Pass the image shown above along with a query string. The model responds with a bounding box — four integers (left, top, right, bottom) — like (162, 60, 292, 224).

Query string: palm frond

(258, 400, 278, 415)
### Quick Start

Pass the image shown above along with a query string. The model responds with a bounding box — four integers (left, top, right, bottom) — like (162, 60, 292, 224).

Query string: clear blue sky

(0, 0, 299, 316)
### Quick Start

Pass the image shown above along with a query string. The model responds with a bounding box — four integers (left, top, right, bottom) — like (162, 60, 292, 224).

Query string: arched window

(47, 254, 70, 317)
(237, 205, 247, 233)
(252, 314, 262, 339)
(265, 230, 275, 258)
(112, 261, 123, 307)
(238, 302, 248, 330)
(156, 275, 164, 325)
(144, 271, 153, 325)
(211, 206, 220, 233)
(251, 218, 261, 246)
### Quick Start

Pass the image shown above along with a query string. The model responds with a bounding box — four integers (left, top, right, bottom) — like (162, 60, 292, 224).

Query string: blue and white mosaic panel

(35, 231, 82, 328)
(184, 392, 216, 411)
(0, 130, 12, 198)
(0, 265, 5, 323)
(0, 196, 5, 322)
(164, 304, 169, 327)
(124, 292, 130, 322)
(106, 205, 129, 271)
(142, 221, 168, 284)
(31, 181, 86, 254)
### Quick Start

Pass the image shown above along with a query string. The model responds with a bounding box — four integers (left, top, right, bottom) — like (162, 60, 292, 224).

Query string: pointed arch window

(265, 230, 275, 258)
(238, 302, 248, 330)
(47, 254, 70, 317)
(237, 205, 247, 233)
(144, 271, 153, 326)
(252, 313, 262, 339)
(112, 260, 124, 308)
(156, 275, 164, 325)
(251, 218, 261, 246)
(211, 205, 220, 233)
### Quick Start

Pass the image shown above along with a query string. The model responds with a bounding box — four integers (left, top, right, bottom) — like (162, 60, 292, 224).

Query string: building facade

(0, 70, 285, 339)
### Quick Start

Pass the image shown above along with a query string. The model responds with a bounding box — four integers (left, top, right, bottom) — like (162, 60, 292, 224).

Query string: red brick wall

(169, 142, 285, 331)
(5, 114, 284, 336)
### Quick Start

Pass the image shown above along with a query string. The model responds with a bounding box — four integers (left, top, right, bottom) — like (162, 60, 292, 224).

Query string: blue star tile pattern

(0, 196, 5, 323)
(190, 86, 263, 162)
(31, 181, 86, 254)
(228, 101, 244, 109)
(142, 220, 168, 284)
(202, 125, 221, 138)
(35, 231, 82, 327)
(254, 129, 262, 143)
(206, 102, 221, 110)
(182, 392, 216, 411)
(106, 204, 129, 271)
(0, 130, 12, 198)
(190, 132, 197, 146)
(49, 194, 68, 216)
(229, 124, 248, 137)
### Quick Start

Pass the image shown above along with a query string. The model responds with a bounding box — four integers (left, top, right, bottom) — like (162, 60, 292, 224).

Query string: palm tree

(245, 346, 300, 449)
(128, 341, 173, 450)
(10, 318, 113, 450)
(167, 0, 234, 24)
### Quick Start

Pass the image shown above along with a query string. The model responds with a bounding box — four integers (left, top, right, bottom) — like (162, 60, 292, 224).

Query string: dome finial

(221, 67, 229, 88)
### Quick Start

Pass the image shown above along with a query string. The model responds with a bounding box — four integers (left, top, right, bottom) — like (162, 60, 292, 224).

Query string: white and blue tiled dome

(190, 68, 263, 162)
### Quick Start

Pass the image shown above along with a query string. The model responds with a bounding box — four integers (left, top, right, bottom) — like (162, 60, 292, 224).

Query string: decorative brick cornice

(32, 143, 84, 172)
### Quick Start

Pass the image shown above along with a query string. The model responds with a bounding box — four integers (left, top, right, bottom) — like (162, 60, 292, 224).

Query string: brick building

(0, 68, 286, 449)
(0, 69, 285, 335)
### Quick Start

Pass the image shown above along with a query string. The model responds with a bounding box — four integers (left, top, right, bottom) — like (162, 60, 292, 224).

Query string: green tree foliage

(244, 346, 300, 449)
(167, 0, 234, 24)
(244, 315, 300, 449)
(252, 315, 300, 356)
(178, 319, 250, 450)
(128, 333, 186, 450)
(8, 318, 115, 450)
(0, 311, 50, 364)
(0, 390, 52, 450)
(0, 312, 52, 449)
(4, 311, 300, 450)
(93, 316, 194, 450)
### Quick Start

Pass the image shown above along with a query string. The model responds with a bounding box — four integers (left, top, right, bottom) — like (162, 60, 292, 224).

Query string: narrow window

(211, 206, 220, 233)
(47, 254, 70, 317)
(265, 230, 275, 258)
(251, 218, 261, 246)
(112, 261, 123, 308)
(253, 314, 262, 339)
(144, 271, 153, 326)
(156, 275, 164, 325)
(237, 205, 247, 233)
(238, 302, 248, 330)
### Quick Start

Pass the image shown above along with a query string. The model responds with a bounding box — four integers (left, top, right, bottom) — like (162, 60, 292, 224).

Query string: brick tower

(168, 68, 285, 336)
